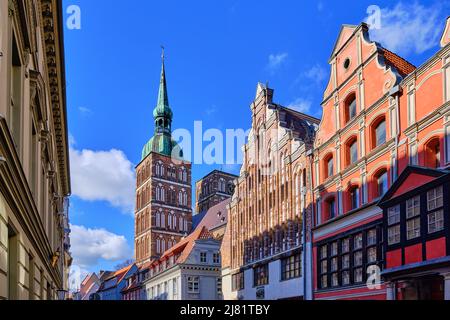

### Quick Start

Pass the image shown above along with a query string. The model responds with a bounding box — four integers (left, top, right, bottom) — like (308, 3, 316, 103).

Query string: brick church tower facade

(135, 51, 192, 266)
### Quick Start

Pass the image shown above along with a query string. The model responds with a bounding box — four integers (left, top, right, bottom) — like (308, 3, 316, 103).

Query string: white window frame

(406, 217, 421, 240)
(187, 276, 200, 293)
(427, 186, 443, 211)
(388, 225, 401, 245)
(406, 196, 421, 219)
(428, 210, 444, 234)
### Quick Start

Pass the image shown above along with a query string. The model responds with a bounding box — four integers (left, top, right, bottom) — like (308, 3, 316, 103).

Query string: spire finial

(161, 45, 165, 63)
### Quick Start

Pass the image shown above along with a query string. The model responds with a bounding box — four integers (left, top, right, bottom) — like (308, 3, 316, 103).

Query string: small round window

(343, 58, 351, 70)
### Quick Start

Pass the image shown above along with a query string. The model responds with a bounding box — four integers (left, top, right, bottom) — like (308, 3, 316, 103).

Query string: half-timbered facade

(379, 166, 450, 300)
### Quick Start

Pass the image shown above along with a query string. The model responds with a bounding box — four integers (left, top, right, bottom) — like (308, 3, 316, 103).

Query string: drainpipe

(305, 148, 315, 300)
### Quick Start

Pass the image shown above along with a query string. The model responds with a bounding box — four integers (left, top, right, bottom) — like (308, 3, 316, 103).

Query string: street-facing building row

(77, 16, 450, 301)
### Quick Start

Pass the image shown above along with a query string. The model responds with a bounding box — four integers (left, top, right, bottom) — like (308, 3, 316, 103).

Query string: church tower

(134, 49, 192, 265)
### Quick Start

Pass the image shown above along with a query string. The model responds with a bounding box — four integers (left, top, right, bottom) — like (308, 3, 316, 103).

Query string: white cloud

(287, 98, 312, 114)
(368, 2, 444, 55)
(70, 146, 135, 213)
(70, 224, 132, 269)
(78, 106, 92, 115)
(267, 52, 288, 72)
(303, 64, 328, 85)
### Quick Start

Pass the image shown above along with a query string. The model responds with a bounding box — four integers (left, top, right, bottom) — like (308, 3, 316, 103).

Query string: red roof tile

(382, 48, 416, 77)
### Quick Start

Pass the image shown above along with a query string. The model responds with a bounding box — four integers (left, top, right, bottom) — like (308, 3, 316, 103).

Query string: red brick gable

(391, 173, 437, 198)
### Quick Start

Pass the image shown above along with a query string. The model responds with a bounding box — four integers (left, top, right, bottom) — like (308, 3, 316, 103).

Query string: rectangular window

(367, 247, 377, 263)
(281, 254, 301, 281)
(388, 205, 401, 225)
(200, 252, 207, 263)
(354, 268, 363, 283)
(213, 252, 220, 264)
(320, 246, 328, 259)
(331, 242, 338, 256)
(406, 196, 420, 219)
(342, 254, 350, 269)
(367, 229, 377, 246)
(254, 264, 269, 287)
(173, 278, 178, 296)
(232, 272, 244, 291)
(388, 225, 401, 245)
(321, 260, 328, 274)
(342, 238, 350, 253)
(354, 251, 363, 267)
(187, 276, 200, 293)
(342, 271, 350, 285)
(331, 273, 339, 287)
(331, 257, 338, 272)
(428, 210, 444, 234)
(321, 275, 328, 289)
(406, 217, 421, 240)
(354, 234, 363, 250)
(427, 186, 443, 211)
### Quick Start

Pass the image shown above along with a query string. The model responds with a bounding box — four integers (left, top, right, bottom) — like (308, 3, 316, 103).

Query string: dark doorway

(401, 275, 444, 300)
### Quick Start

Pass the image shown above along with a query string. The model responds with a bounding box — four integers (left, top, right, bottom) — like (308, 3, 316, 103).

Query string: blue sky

(62, 0, 449, 278)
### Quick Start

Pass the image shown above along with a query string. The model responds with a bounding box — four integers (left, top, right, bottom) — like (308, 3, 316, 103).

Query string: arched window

(323, 153, 334, 180)
(375, 169, 388, 199)
(161, 239, 166, 253)
(179, 216, 184, 231)
(156, 211, 161, 227)
(345, 94, 357, 123)
(345, 137, 358, 167)
(173, 215, 177, 231)
(168, 213, 173, 229)
(372, 117, 386, 149)
(160, 187, 165, 202)
(156, 238, 161, 254)
(425, 137, 441, 169)
(349, 185, 360, 211)
(325, 197, 336, 220)
(160, 212, 166, 228)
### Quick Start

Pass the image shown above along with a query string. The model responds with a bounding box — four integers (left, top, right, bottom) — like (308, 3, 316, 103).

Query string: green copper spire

(153, 47, 173, 124)
(141, 48, 183, 161)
